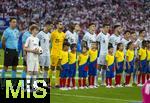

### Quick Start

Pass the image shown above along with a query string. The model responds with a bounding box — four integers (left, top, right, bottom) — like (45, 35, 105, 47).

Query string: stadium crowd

(0, 0, 149, 34)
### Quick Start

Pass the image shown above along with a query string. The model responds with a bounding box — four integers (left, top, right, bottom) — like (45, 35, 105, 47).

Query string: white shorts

(27, 59, 39, 72)
(97, 54, 106, 65)
(39, 56, 50, 67)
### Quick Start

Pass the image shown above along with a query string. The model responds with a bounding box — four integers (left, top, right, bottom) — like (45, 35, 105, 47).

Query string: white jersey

(37, 31, 50, 56)
(83, 31, 97, 48)
(96, 32, 110, 55)
(66, 30, 78, 44)
(121, 38, 130, 53)
(135, 38, 143, 48)
(109, 34, 122, 53)
(25, 35, 39, 63)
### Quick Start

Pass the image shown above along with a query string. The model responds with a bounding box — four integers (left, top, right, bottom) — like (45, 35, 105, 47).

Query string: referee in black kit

(1, 18, 20, 88)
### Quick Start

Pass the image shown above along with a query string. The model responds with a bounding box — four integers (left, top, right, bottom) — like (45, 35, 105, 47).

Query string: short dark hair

(56, 20, 62, 25)
(82, 46, 89, 51)
(124, 30, 130, 35)
(142, 40, 147, 47)
(108, 43, 113, 50)
(88, 23, 95, 27)
(103, 23, 110, 27)
(29, 21, 36, 26)
(70, 43, 77, 50)
(29, 25, 39, 32)
(63, 42, 70, 48)
(9, 17, 17, 22)
(131, 31, 136, 35)
(117, 43, 123, 50)
(114, 24, 120, 30)
(45, 21, 51, 26)
(126, 42, 133, 50)
(139, 30, 145, 34)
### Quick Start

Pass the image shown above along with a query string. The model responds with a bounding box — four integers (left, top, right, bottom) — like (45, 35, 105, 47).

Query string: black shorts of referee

(4, 48, 18, 67)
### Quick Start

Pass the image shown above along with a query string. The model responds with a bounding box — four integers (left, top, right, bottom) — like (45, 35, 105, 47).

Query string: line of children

(88, 42, 98, 88)
(78, 46, 89, 89)
(68, 44, 78, 90)
(59, 42, 70, 90)
(125, 42, 135, 87)
(115, 43, 124, 87)
(105, 43, 115, 88)
(137, 40, 148, 86)
(58, 40, 150, 90)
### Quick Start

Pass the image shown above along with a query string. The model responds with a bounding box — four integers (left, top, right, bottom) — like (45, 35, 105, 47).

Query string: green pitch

(50, 86, 142, 103)
(0, 49, 142, 103)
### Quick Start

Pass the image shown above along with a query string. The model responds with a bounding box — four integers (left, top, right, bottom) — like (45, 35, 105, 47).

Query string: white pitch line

(0, 65, 24, 68)
(0, 69, 23, 72)
(50, 93, 141, 103)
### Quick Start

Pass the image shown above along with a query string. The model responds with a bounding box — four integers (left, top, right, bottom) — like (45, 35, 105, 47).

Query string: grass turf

(0, 49, 142, 103)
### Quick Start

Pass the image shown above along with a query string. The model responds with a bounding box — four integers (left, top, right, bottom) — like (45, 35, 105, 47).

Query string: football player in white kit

(135, 30, 146, 86)
(24, 25, 40, 91)
(135, 30, 146, 48)
(37, 21, 51, 86)
(130, 31, 138, 84)
(82, 23, 98, 86)
(96, 23, 110, 86)
(82, 23, 97, 48)
(121, 30, 131, 84)
(66, 23, 81, 45)
(109, 24, 122, 54)
(121, 30, 131, 53)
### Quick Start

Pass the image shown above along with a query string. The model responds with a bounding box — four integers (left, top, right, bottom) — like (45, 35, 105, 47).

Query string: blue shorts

(140, 60, 148, 73)
(116, 61, 124, 74)
(88, 60, 97, 76)
(147, 61, 150, 73)
(79, 64, 88, 78)
(68, 63, 76, 77)
(125, 60, 134, 74)
(60, 63, 69, 78)
(106, 64, 114, 78)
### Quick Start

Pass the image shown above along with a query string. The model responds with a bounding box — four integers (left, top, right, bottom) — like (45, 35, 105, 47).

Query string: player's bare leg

(95, 64, 101, 87)
(40, 66, 44, 74)
(43, 66, 49, 87)
(32, 71, 38, 90)
(101, 65, 106, 86)
(26, 71, 32, 92)
(55, 66, 61, 88)
(49, 66, 55, 87)
(1, 66, 8, 88)
(11, 66, 17, 87)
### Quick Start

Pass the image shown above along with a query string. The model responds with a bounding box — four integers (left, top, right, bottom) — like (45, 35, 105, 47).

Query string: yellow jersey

(69, 52, 77, 64)
(51, 29, 66, 56)
(106, 54, 114, 66)
(138, 48, 147, 61)
(126, 49, 134, 62)
(147, 49, 150, 61)
(89, 49, 98, 62)
(60, 50, 69, 65)
(115, 50, 124, 62)
(78, 53, 89, 66)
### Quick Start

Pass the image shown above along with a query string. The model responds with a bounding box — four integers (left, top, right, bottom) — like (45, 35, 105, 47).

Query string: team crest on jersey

(103, 40, 105, 43)
(55, 39, 59, 43)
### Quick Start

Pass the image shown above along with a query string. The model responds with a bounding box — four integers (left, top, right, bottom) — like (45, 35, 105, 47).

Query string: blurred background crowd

(0, 0, 149, 34)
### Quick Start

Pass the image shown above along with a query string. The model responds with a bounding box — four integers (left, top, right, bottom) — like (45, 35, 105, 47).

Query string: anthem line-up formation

(0, 18, 150, 91)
